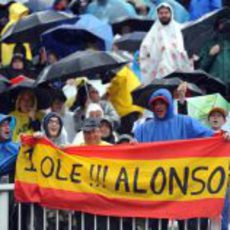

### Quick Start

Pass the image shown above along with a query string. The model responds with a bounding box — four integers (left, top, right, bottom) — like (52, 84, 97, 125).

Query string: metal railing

(0, 183, 222, 230)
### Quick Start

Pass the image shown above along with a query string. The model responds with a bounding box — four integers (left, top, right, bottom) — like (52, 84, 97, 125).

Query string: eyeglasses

(48, 119, 60, 125)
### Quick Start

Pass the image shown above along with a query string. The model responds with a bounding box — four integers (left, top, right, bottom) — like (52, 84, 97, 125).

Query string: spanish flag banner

(15, 136, 230, 219)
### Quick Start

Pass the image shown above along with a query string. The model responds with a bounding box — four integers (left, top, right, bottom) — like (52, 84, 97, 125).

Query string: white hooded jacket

(140, 3, 193, 84)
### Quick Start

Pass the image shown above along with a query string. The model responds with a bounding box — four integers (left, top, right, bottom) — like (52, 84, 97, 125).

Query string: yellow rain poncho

(1, 2, 32, 66)
(107, 66, 144, 117)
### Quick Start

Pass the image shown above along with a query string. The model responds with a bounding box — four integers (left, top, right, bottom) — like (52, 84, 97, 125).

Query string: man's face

(208, 112, 226, 131)
(47, 117, 61, 138)
(12, 59, 24, 70)
(158, 7, 171, 25)
(51, 100, 64, 114)
(152, 99, 168, 119)
(83, 128, 102, 145)
(89, 88, 100, 103)
(19, 93, 34, 113)
(0, 120, 10, 141)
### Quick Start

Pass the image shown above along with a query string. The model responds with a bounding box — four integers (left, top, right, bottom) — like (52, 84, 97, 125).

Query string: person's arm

(198, 44, 220, 71)
(28, 109, 41, 132)
(178, 100, 188, 115)
(29, 119, 41, 131)
(186, 117, 214, 139)
(177, 82, 188, 115)
(133, 123, 143, 143)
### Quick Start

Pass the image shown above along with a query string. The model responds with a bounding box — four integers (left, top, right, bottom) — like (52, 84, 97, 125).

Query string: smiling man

(134, 88, 214, 143)
(81, 118, 111, 146)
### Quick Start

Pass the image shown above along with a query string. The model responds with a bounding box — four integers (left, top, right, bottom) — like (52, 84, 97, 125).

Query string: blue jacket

(189, 0, 222, 20)
(0, 114, 20, 176)
(134, 89, 214, 143)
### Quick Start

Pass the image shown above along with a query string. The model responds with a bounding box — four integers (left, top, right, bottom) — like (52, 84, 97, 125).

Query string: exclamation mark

(96, 165, 102, 187)
(90, 164, 95, 187)
(102, 166, 108, 188)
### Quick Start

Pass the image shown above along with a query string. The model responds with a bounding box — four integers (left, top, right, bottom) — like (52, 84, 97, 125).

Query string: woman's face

(100, 121, 111, 138)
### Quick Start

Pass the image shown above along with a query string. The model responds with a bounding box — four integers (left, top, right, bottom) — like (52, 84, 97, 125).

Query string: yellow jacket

(10, 110, 44, 142)
(107, 66, 144, 117)
(1, 2, 32, 66)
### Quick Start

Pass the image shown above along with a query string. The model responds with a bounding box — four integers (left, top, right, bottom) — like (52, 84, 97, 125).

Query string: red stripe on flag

(15, 181, 224, 219)
(21, 135, 230, 160)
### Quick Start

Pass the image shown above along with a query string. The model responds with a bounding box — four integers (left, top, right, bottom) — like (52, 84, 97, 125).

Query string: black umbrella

(114, 31, 146, 52)
(182, 7, 230, 57)
(35, 50, 131, 85)
(1, 75, 52, 111)
(1, 10, 78, 43)
(132, 78, 203, 110)
(164, 70, 227, 95)
(112, 17, 154, 34)
(0, 75, 10, 93)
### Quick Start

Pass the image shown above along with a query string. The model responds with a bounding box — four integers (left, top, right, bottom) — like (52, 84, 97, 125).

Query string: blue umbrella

(0, 114, 20, 176)
(86, 0, 137, 23)
(26, 0, 55, 12)
(42, 14, 114, 58)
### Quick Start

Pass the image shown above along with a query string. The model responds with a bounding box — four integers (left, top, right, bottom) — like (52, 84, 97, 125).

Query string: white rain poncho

(140, 3, 193, 84)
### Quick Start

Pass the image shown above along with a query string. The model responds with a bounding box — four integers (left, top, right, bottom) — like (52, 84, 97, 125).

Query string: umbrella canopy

(112, 17, 154, 35)
(41, 14, 113, 58)
(114, 31, 146, 52)
(0, 75, 10, 94)
(164, 70, 227, 96)
(182, 7, 230, 57)
(86, 0, 137, 23)
(36, 50, 131, 85)
(1, 75, 52, 111)
(132, 78, 203, 110)
(186, 93, 230, 126)
(1, 10, 78, 43)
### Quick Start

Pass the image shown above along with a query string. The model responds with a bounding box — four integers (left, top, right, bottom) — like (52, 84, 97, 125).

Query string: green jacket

(199, 34, 230, 84)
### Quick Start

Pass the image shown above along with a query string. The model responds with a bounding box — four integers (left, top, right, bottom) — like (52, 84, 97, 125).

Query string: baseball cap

(208, 107, 228, 119)
(82, 118, 101, 132)
(150, 96, 169, 106)
(116, 134, 134, 144)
